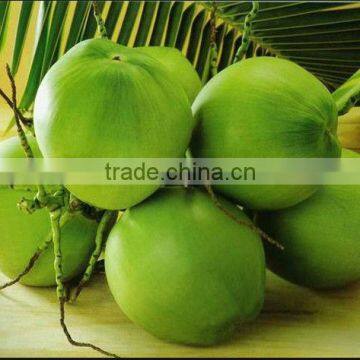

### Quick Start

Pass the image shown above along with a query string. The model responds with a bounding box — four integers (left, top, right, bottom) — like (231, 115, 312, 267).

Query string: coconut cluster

(0, 38, 359, 349)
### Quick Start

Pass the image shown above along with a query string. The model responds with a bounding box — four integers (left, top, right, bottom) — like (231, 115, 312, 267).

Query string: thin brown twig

(0, 82, 33, 128)
(205, 184, 284, 250)
(7, 64, 22, 126)
(5, 64, 34, 158)
(0, 87, 14, 110)
(5, 64, 47, 199)
(59, 298, 120, 358)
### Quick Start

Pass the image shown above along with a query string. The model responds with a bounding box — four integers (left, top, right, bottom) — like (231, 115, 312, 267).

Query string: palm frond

(11, 1, 34, 75)
(0, 0, 9, 51)
(210, 1, 360, 88)
(117, 1, 141, 45)
(64, 2, 91, 53)
(1, 0, 360, 131)
(18, 1, 51, 111)
(104, 1, 123, 39)
(149, 2, 172, 46)
(40, 1, 69, 78)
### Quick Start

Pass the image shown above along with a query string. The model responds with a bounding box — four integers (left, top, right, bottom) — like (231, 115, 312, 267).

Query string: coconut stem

(92, 1, 108, 39)
(51, 208, 65, 300)
(0, 87, 33, 130)
(204, 184, 284, 250)
(70, 210, 116, 302)
(209, 1, 218, 78)
(4, 64, 48, 202)
(0, 208, 74, 291)
(52, 209, 119, 357)
(5, 64, 34, 158)
(233, 1, 259, 63)
(2, 65, 116, 357)
(50, 207, 119, 357)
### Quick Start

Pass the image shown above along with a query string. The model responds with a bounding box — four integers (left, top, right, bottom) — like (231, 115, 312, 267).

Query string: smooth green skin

(0, 189, 97, 286)
(34, 39, 195, 210)
(191, 57, 341, 210)
(0, 136, 98, 286)
(137, 46, 202, 104)
(105, 187, 265, 346)
(256, 150, 360, 289)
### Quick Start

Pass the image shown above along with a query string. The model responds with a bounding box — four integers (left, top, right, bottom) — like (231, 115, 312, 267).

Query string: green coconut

(191, 57, 341, 210)
(136, 46, 202, 103)
(0, 136, 98, 286)
(34, 39, 195, 210)
(256, 149, 360, 289)
(105, 187, 265, 346)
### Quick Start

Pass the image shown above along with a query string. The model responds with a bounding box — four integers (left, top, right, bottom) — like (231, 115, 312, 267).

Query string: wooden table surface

(0, 271, 359, 358)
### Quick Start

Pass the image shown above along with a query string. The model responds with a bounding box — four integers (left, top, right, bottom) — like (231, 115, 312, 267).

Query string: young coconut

(191, 57, 341, 210)
(136, 46, 202, 103)
(0, 136, 98, 286)
(34, 38, 195, 211)
(105, 187, 265, 346)
(256, 149, 360, 289)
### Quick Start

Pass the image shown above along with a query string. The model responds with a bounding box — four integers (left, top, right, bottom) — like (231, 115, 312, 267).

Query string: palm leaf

(1, 0, 360, 134)
(11, 1, 34, 75)
(133, 2, 157, 47)
(40, 1, 69, 78)
(210, 1, 360, 88)
(3, 1, 51, 134)
(186, 9, 206, 64)
(0, 0, 9, 51)
(164, 2, 184, 47)
(218, 27, 236, 71)
(117, 1, 141, 45)
(64, 2, 91, 52)
(18, 1, 52, 111)
(175, 3, 196, 50)
(105, 1, 123, 39)
(196, 20, 212, 83)
(149, 2, 172, 46)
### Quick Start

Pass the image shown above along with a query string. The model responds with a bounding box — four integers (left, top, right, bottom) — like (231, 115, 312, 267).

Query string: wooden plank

(0, 272, 359, 357)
